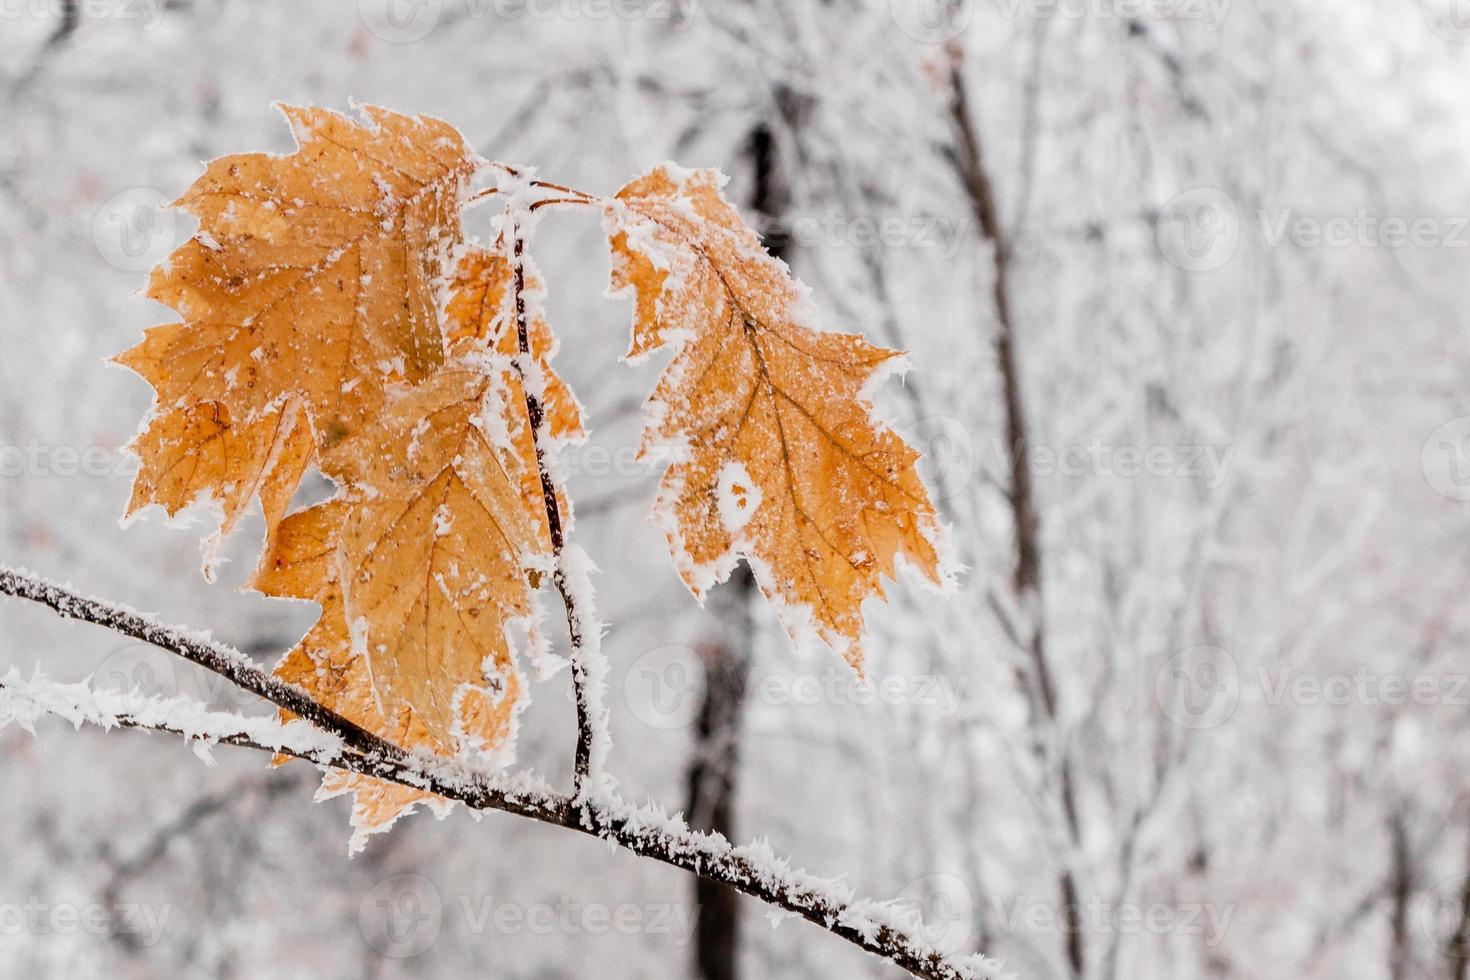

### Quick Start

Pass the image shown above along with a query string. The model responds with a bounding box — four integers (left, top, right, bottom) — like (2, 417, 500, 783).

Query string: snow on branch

(0, 670, 345, 763)
(0, 564, 405, 763)
(0, 565, 1008, 979)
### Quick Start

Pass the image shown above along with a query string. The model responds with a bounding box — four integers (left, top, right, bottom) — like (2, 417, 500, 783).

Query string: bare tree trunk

(684, 100, 804, 980)
(943, 44, 1084, 979)
(1388, 811, 1412, 980)
(686, 566, 754, 980)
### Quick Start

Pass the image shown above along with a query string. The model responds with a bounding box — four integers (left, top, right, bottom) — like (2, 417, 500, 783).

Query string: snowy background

(3, 1, 1470, 977)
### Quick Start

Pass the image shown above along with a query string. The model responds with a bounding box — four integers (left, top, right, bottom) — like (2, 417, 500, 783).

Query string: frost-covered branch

(0, 671, 346, 761)
(0, 568, 1003, 978)
(0, 565, 405, 766)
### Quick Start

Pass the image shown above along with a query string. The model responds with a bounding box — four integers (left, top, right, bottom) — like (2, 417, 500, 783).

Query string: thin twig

(529, 196, 597, 212)
(944, 43, 1082, 978)
(485, 161, 599, 204)
(505, 217, 604, 804)
(529, 179, 597, 201)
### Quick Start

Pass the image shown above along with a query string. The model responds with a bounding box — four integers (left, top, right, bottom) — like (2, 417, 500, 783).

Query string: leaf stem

(529, 196, 597, 212)
(485, 161, 600, 206)
(504, 216, 605, 805)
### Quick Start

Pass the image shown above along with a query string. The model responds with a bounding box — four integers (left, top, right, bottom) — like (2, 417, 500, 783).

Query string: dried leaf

(123, 397, 312, 573)
(320, 364, 547, 740)
(116, 104, 479, 556)
(606, 166, 948, 668)
(254, 495, 523, 848)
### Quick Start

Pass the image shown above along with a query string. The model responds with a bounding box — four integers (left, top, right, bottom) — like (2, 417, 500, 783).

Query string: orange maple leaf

(115, 104, 479, 565)
(318, 364, 548, 740)
(254, 497, 521, 849)
(606, 166, 949, 669)
(245, 242, 564, 843)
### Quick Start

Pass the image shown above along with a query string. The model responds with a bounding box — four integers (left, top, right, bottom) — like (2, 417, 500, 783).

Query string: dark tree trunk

(686, 566, 754, 980)
(1389, 811, 1412, 980)
(685, 94, 804, 980)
